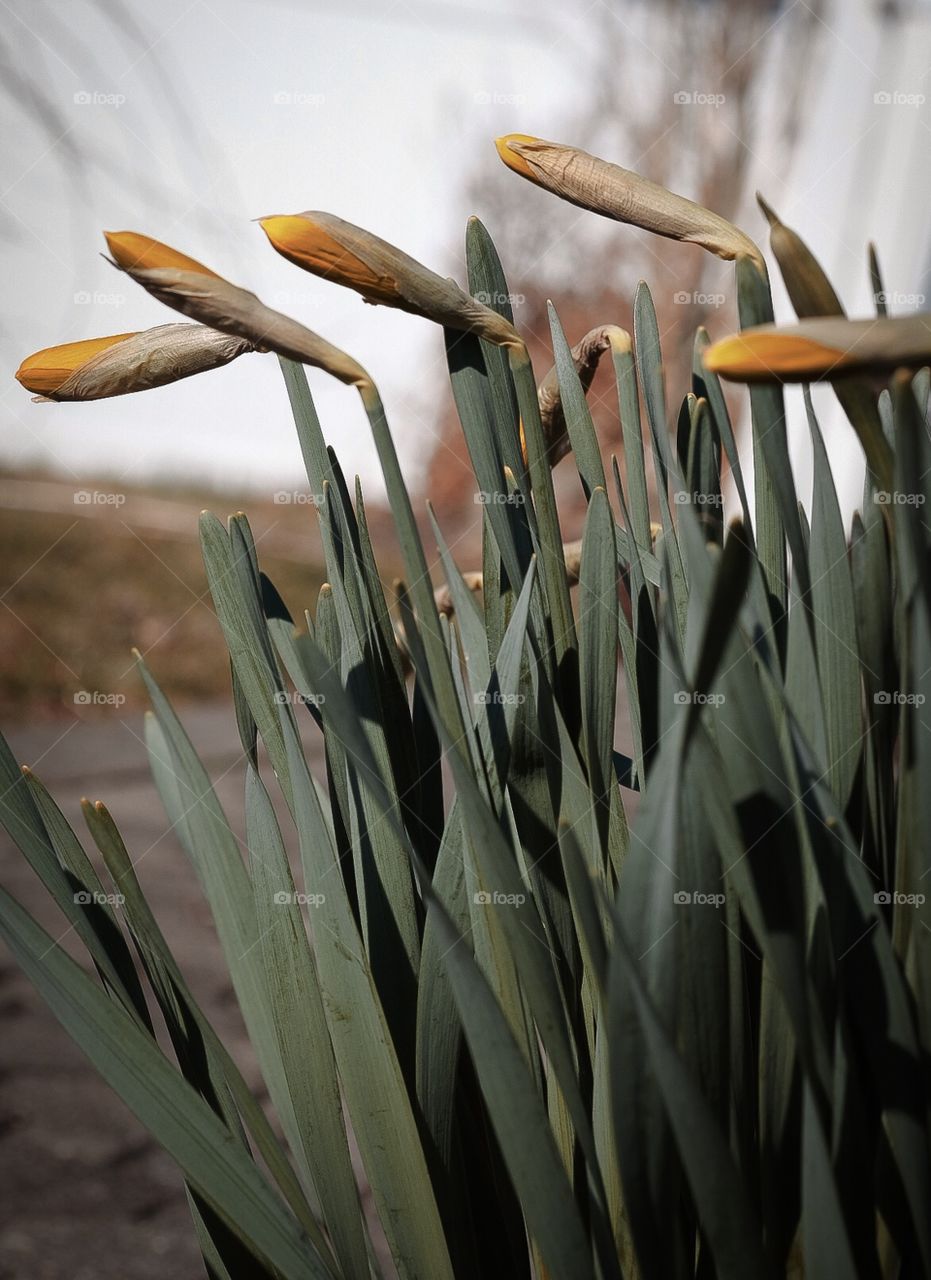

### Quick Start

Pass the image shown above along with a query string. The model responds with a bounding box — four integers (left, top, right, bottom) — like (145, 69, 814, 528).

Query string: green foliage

(2, 220, 931, 1280)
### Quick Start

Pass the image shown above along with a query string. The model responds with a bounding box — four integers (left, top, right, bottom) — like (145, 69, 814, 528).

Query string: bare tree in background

(429, 0, 823, 544)
(469, 0, 818, 298)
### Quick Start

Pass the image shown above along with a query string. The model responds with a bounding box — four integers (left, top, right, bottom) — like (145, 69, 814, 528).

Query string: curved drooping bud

(259, 211, 521, 347)
(535, 324, 626, 465)
(104, 231, 371, 388)
(434, 571, 483, 618)
(15, 323, 254, 401)
(496, 134, 764, 269)
(704, 315, 931, 383)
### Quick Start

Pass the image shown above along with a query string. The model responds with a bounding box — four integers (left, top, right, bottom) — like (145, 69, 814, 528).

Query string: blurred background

(1, 2, 931, 1275)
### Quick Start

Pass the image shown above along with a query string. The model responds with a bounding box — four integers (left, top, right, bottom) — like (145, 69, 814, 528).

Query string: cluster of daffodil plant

(3, 134, 931, 1280)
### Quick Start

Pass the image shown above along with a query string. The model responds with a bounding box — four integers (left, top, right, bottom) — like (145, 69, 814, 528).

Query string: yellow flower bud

(15, 323, 254, 401)
(104, 230, 371, 388)
(705, 315, 931, 383)
(104, 232, 221, 279)
(17, 333, 139, 397)
(260, 210, 520, 346)
(259, 215, 400, 305)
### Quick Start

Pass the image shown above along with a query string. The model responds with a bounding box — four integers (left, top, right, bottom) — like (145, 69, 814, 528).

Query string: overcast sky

(0, 0, 590, 498)
(3, 0, 930, 513)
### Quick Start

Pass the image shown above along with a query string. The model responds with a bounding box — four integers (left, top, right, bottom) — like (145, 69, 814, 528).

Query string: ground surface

(0, 702, 326, 1280)
(0, 470, 334, 720)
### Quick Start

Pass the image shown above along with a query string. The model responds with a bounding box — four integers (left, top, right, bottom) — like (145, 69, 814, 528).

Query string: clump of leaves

(3, 138, 930, 1279)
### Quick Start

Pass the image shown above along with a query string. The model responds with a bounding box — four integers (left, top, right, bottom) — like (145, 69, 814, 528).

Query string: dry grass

(0, 470, 335, 720)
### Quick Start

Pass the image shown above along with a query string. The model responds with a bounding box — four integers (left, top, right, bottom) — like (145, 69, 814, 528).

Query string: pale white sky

(0, 0, 585, 497)
(2, 0, 929, 513)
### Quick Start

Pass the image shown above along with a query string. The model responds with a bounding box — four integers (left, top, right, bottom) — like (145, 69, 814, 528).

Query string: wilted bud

(534, 324, 624, 465)
(496, 134, 764, 270)
(259, 211, 521, 347)
(704, 315, 931, 383)
(434, 571, 483, 618)
(431, 544, 588, 621)
(104, 231, 370, 388)
(15, 323, 254, 402)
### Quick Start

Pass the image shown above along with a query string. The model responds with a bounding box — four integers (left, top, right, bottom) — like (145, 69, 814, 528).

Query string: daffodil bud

(704, 315, 931, 383)
(431, 543, 589, 621)
(259, 211, 521, 347)
(434, 572, 483, 617)
(496, 134, 764, 270)
(535, 324, 624, 465)
(15, 323, 254, 401)
(104, 231, 371, 388)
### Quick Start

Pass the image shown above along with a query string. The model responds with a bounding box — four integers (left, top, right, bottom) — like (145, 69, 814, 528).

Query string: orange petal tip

(104, 231, 220, 279)
(15, 332, 137, 395)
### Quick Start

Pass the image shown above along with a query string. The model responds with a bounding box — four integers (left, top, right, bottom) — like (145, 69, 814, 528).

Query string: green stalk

(357, 379, 468, 760)
(506, 342, 577, 673)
